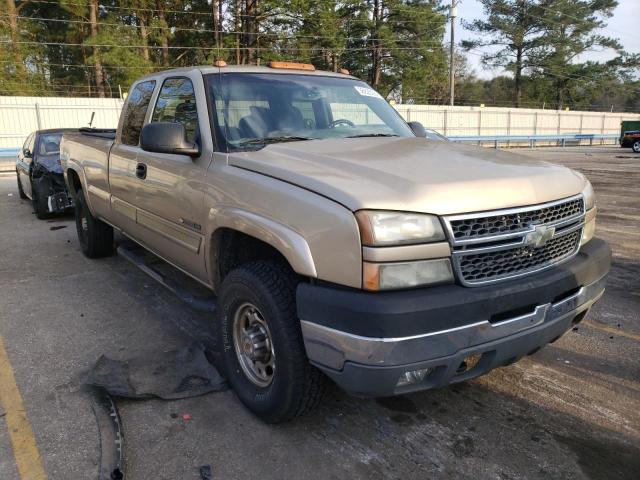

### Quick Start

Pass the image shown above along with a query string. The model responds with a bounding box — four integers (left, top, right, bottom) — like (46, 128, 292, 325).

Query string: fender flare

(206, 207, 317, 280)
(63, 158, 84, 198)
(64, 160, 97, 213)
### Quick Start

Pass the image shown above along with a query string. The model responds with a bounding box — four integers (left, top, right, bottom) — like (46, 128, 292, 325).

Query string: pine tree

(536, 0, 619, 109)
(462, 0, 548, 107)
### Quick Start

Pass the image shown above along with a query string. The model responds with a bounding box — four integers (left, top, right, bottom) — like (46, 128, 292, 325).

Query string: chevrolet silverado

(60, 63, 611, 423)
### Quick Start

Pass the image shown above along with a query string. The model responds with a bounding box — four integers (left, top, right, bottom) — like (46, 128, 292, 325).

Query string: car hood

(228, 137, 587, 215)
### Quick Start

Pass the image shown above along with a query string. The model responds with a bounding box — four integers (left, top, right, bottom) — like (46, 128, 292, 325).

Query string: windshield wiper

(345, 133, 399, 138)
(236, 136, 317, 147)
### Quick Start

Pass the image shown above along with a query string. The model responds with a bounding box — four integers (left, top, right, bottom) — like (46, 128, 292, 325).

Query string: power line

(0, 14, 448, 42)
(25, 0, 451, 25)
(25, 0, 219, 17)
(533, 1, 639, 41)
(2, 40, 448, 51)
(0, 80, 119, 89)
(464, 49, 626, 85)
(0, 42, 624, 87)
(0, 60, 162, 70)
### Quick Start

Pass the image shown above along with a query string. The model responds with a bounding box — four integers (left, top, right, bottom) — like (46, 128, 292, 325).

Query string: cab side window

(151, 78, 199, 143)
(121, 80, 156, 146)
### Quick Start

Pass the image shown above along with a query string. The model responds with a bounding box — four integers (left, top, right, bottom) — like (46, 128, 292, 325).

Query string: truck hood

(229, 137, 586, 215)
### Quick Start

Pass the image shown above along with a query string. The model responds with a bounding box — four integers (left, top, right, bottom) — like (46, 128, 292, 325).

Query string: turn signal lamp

(363, 259, 453, 291)
(268, 61, 315, 71)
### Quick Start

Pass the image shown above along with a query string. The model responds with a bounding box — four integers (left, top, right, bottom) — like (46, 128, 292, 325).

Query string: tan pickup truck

(61, 63, 611, 423)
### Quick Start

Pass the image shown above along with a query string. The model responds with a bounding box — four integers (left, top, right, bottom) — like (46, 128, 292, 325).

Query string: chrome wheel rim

(232, 302, 275, 387)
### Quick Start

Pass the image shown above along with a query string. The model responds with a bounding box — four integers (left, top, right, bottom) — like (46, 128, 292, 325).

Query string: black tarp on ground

(86, 343, 227, 400)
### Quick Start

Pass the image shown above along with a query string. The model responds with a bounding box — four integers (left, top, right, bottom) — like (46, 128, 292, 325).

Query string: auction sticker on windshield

(354, 86, 384, 99)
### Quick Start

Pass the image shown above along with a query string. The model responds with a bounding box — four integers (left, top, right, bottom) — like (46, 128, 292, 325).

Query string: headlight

(355, 211, 445, 246)
(582, 181, 595, 211)
(363, 259, 453, 291)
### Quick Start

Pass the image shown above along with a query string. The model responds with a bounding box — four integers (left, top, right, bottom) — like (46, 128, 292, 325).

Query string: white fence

(1, 95, 638, 149)
(394, 104, 640, 139)
(0, 96, 123, 148)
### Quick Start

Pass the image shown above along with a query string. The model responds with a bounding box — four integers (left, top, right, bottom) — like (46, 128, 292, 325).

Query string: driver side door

(133, 75, 211, 282)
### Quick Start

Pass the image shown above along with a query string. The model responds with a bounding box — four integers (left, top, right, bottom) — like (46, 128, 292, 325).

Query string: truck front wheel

(215, 261, 325, 423)
(633, 140, 640, 153)
(74, 188, 114, 258)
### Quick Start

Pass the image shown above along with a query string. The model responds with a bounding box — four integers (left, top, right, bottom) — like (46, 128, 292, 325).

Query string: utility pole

(449, 0, 457, 106)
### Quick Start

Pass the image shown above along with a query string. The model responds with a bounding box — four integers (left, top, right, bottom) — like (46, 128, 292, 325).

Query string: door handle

(135, 163, 147, 179)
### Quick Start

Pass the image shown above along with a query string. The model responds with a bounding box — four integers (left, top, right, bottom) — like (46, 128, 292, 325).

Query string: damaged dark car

(16, 129, 76, 219)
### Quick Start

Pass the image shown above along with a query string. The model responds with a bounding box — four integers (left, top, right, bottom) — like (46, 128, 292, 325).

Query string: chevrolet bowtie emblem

(524, 224, 556, 248)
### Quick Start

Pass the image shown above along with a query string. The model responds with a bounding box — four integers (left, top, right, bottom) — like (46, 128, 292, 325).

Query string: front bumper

(33, 171, 73, 213)
(297, 238, 610, 397)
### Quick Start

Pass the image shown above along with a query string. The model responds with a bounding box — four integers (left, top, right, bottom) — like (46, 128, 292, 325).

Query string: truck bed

(61, 130, 115, 163)
(60, 130, 115, 208)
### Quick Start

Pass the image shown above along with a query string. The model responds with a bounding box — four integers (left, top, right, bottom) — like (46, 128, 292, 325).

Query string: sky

(447, 0, 640, 79)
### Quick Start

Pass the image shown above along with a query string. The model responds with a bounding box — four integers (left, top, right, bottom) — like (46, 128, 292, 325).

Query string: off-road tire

(632, 140, 640, 153)
(215, 261, 326, 423)
(16, 171, 27, 199)
(31, 179, 51, 220)
(75, 188, 114, 258)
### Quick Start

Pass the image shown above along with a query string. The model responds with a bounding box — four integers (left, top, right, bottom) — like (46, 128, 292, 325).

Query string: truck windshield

(205, 73, 413, 151)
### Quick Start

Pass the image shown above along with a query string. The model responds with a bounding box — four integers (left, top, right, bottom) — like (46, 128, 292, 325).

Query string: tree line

(461, 0, 638, 111)
(0, 0, 637, 111)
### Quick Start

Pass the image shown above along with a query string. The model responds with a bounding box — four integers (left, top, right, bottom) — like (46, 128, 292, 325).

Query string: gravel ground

(0, 146, 638, 480)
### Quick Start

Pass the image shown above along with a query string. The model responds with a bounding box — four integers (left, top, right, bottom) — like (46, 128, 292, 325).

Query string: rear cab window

(120, 80, 156, 146)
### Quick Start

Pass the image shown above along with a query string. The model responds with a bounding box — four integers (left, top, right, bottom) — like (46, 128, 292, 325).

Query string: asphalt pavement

(0, 146, 638, 480)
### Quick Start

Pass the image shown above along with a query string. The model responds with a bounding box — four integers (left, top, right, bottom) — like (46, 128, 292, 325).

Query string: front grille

(443, 195, 586, 286)
(456, 230, 581, 284)
(449, 197, 583, 241)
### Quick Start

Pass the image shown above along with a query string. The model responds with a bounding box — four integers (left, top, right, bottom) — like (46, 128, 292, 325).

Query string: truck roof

(134, 64, 356, 83)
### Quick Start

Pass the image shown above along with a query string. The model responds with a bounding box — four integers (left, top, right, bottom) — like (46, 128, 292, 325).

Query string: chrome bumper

(301, 274, 606, 371)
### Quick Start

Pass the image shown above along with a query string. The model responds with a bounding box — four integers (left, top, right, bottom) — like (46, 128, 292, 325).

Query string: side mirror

(408, 121, 427, 138)
(140, 122, 200, 157)
(23, 148, 33, 158)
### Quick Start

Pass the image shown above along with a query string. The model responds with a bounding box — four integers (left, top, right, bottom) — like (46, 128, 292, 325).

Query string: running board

(116, 243, 217, 313)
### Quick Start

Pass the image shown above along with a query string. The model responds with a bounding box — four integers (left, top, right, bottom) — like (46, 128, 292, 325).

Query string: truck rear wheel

(215, 261, 325, 423)
(633, 140, 640, 153)
(75, 188, 114, 258)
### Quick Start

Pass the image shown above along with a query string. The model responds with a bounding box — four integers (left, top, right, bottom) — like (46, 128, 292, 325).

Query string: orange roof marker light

(268, 61, 315, 71)
(338, 68, 350, 75)
(214, 60, 227, 67)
